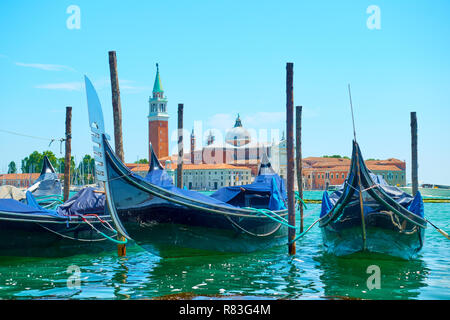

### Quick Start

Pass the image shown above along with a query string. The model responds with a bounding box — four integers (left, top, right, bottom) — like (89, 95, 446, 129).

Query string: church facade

(146, 65, 288, 187)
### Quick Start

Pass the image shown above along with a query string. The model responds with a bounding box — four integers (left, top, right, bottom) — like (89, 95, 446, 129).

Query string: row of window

(306, 172, 404, 181)
(307, 173, 346, 179)
(183, 180, 248, 190)
(183, 171, 250, 176)
(381, 173, 404, 180)
(150, 103, 166, 113)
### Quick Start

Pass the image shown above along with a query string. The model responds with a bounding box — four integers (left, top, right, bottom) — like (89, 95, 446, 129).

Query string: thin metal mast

(348, 83, 367, 250)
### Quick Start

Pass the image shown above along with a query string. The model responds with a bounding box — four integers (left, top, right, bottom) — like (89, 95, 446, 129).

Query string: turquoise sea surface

(0, 191, 448, 300)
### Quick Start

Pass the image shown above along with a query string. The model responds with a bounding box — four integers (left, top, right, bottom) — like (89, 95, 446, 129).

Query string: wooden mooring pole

(177, 104, 184, 188)
(286, 62, 296, 255)
(296, 106, 304, 233)
(109, 50, 126, 256)
(108, 50, 124, 162)
(411, 112, 418, 196)
(63, 106, 72, 202)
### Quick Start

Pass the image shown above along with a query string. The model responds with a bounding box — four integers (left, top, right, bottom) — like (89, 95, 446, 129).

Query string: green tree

(57, 156, 76, 182)
(134, 159, 149, 164)
(21, 151, 59, 173)
(322, 155, 350, 160)
(21, 151, 43, 173)
(78, 154, 96, 184)
(7, 161, 17, 174)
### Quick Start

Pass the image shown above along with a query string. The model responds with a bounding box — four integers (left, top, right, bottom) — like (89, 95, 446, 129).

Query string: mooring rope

(35, 195, 64, 209)
(344, 180, 379, 193)
(37, 223, 109, 242)
(294, 191, 308, 210)
(77, 214, 128, 244)
(426, 218, 450, 240)
(288, 217, 323, 244)
(242, 207, 296, 229)
(225, 215, 282, 237)
(38, 213, 127, 244)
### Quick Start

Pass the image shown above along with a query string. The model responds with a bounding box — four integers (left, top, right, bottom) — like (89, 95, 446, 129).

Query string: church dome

(225, 114, 251, 147)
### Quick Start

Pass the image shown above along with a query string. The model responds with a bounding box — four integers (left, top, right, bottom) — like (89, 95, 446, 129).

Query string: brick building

(301, 157, 406, 190)
(0, 173, 58, 189)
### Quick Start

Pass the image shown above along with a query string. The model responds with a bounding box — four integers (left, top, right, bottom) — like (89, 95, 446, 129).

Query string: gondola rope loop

(288, 217, 323, 245)
(242, 207, 296, 229)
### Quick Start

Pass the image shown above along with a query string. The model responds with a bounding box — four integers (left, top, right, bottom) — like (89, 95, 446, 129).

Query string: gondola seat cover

(135, 172, 236, 207)
(57, 187, 105, 216)
(30, 156, 62, 197)
(320, 173, 424, 218)
(210, 173, 287, 210)
(0, 191, 63, 218)
(144, 169, 174, 187)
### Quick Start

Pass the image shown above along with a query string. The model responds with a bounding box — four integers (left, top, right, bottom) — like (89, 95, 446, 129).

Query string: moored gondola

(84, 76, 291, 257)
(27, 156, 63, 208)
(319, 140, 426, 260)
(0, 189, 118, 257)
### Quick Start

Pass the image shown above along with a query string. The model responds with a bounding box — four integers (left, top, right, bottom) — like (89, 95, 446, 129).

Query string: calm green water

(0, 192, 448, 300)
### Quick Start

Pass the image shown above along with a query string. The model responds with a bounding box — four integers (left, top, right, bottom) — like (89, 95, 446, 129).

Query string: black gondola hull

(0, 212, 116, 257)
(104, 138, 288, 257)
(319, 141, 427, 260)
(115, 202, 288, 257)
(320, 199, 425, 260)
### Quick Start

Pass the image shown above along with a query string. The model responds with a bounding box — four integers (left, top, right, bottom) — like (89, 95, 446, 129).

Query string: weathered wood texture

(296, 105, 304, 233)
(286, 63, 296, 255)
(108, 51, 124, 162)
(177, 104, 184, 188)
(411, 112, 418, 196)
(63, 106, 72, 201)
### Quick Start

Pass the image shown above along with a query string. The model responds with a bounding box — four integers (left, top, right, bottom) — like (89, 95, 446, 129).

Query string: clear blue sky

(0, 0, 449, 184)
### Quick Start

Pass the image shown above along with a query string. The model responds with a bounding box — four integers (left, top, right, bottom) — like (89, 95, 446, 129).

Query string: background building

(128, 162, 251, 191)
(301, 157, 406, 189)
(148, 63, 169, 159)
(0, 173, 62, 188)
(143, 65, 405, 191)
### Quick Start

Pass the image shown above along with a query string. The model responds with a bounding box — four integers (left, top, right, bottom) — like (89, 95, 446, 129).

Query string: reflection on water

(0, 202, 448, 300)
(315, 252, 429, 300)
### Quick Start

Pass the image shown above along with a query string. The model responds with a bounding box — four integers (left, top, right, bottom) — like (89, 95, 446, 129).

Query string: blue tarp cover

(210, 173, 287, 210)
(320, 174, 424, 218)
(144, 169, 174, 187)
(57, 187, 105, 216)
(138, 171, 235, 207)
(0, 191, 63, 218)
(141, 167, 287, 210)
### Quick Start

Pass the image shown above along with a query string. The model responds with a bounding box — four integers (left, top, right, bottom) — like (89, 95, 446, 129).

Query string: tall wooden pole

(109, 51, 126, 256)
(286, 63, 296, 255)
(296, 106, 304, 233)
(411, 112, 418, 196)
(63, 106, 72, 201)
(108, 50, 124, 162)
(177, 104, 184, 188)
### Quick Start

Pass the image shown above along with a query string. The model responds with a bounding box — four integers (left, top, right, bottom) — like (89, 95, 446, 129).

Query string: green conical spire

(153, 63, 164, 93)
(234, 113, 243, 127)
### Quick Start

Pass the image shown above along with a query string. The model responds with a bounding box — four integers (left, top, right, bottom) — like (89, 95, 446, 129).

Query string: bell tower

(148, 63, 169, 160)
